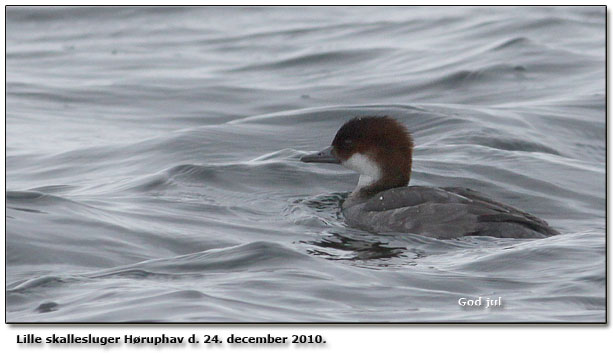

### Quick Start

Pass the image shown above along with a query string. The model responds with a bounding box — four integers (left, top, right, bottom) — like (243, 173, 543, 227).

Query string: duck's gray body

(342, 186, 559, 239)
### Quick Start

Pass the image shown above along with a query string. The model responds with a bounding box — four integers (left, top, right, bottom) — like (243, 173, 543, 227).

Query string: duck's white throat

(342, 153, 382, 192)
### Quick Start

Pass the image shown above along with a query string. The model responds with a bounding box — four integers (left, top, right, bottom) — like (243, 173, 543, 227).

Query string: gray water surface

(5, 6, 605, 322)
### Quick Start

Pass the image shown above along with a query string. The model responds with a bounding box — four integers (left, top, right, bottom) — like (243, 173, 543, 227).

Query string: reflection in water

(306, 232, 405, 259)
(302, 232, 428, 269)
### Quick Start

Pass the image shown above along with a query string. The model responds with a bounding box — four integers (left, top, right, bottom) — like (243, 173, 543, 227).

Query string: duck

(300, 116, 559, 239)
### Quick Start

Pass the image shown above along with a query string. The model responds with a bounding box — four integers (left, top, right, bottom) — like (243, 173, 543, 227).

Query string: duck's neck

(344, 174, 406, 209)
(356, 174, 376, 190)
(352, 176, 392, 197)
(341, 152, 411, 207)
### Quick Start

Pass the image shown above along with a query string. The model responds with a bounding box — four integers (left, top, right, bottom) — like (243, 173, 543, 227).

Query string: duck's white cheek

(342, 153, 381, 180)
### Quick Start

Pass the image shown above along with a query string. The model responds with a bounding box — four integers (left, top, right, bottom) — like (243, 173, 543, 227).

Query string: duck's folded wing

(357, 186, 558, 238)
(362, 186, 473, 211)
(441, 187, 557, 235)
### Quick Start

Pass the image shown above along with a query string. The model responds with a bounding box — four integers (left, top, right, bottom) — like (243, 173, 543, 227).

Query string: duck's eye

(343, 139, 353, 147)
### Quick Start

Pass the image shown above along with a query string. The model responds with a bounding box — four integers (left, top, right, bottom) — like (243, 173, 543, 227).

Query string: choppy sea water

(5, 6, 605, 322)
